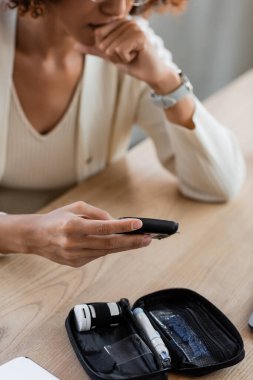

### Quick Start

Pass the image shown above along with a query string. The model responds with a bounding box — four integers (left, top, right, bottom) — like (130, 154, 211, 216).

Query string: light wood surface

(1, 70, 253, 379)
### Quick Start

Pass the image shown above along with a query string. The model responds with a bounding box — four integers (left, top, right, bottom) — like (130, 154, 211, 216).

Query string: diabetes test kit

(65, 288, 244, 380)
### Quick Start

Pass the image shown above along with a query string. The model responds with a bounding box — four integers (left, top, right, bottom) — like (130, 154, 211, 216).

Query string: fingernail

(132, 220, 143, 230)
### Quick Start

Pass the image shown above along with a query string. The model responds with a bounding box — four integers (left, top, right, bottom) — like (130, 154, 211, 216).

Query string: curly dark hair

(8, 0, 187, 18)
(8, 0, 45, 17)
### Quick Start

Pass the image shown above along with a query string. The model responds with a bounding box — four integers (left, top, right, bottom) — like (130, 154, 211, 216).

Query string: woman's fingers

(78, 217, 143, 235)
(74, 42, 105, 58)
(60, 242, 151, 268)
(71, 242, 151, 259)
(75, 20, 144, 65)
(95, 21, 130, 52)
(96, 21, 144, 63)
(94, 20, 128, 41)
(34, 202, 152, 268)
(60, 233, 152, 251)
(61, 216, 143, 238)
(61, 201, 113, 220)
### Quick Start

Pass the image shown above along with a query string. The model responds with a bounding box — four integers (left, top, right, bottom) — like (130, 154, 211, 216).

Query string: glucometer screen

(120, 218, 179, 239)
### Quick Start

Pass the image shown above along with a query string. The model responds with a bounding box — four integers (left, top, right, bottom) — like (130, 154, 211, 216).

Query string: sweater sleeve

(135, 84, 246, 203)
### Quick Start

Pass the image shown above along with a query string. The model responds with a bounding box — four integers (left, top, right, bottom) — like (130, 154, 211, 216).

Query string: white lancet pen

(133, 307, 171, 365)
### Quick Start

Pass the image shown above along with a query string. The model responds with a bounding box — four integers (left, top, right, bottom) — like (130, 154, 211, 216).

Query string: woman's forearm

(0, 214, 34, 254)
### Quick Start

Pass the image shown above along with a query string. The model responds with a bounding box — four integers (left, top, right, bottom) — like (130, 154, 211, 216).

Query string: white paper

(0, 357, 60, 380)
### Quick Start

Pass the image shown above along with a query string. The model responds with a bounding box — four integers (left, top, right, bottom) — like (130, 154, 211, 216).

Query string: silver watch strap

(151, 71, 193, 109)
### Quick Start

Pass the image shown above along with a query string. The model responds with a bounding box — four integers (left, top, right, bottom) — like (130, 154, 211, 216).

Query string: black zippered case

(65, 288, 244, 380)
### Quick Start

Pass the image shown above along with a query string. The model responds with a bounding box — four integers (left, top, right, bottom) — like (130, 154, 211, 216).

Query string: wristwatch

(150, 70, 193, 109)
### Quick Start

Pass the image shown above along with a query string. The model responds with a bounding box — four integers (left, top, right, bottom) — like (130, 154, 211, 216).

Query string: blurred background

(131, 0, 253, 145)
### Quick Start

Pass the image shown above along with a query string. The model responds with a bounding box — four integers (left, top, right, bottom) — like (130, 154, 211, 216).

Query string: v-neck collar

(11, 79, 82, 141)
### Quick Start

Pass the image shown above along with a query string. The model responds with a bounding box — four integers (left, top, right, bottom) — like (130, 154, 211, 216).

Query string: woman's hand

(74, 18, 195, 128)
(0, 202, 152, 267)
(74, 19, 178, 92)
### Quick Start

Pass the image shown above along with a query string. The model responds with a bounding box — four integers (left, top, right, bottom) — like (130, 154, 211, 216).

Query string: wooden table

(1, 70, 253, 379)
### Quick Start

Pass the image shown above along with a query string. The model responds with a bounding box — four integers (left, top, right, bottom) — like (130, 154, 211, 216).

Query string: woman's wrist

(148, 68, 182, 95)
(148, 68, 196, 129)
(0, 214, 40, 254)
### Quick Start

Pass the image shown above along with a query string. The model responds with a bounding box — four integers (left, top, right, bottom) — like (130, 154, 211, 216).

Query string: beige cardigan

(0, 6, 246, 202)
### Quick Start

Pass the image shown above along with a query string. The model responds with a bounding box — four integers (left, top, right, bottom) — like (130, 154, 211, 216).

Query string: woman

(0, 0, 246, 266)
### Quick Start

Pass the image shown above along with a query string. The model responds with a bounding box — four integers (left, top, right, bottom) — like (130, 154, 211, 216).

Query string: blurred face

(46, 0, 135, 45)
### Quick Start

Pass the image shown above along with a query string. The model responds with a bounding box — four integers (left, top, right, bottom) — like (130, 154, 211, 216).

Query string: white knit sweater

(0, 6, 246, 213)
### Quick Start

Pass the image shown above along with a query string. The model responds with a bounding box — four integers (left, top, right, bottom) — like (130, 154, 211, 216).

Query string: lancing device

(133, 307, 171, 365)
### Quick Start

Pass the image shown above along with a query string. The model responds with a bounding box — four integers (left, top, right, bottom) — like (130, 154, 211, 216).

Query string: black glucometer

(120, 217, 179, 240)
